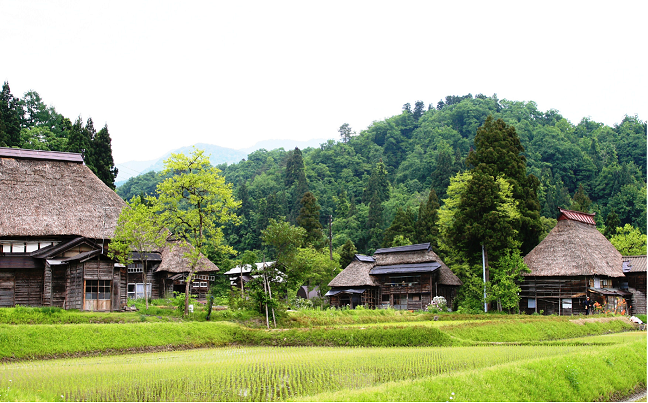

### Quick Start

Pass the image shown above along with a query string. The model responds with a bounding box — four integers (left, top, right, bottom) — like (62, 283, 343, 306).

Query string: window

(408, 294, 421, 302)
(528, 298, 536, 309)
(86, 280, 111, 300)
(127, 283, 151, 299)
(562, 298, 572, 309)
(128, 263, 143, 273)
(382, 294, 390, 303)
(387, 275, 421, 287)
(209, 276, 215, 281)
(600, 278, 610, 288)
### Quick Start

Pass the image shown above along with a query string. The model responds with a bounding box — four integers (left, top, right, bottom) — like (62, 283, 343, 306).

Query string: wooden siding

(83, 260, 114, 280)
(0, 269, 14, 307)
(627, 272, 647, 315)
(0, 255, 43, 269)
(14, 268, 43, 306)
(65, 262, 84, 310)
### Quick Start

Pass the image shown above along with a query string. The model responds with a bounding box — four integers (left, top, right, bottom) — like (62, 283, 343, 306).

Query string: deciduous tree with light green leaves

(108, 195, 167, 309)
(154, 148, 240, 315)
(610, 224, 647, 255)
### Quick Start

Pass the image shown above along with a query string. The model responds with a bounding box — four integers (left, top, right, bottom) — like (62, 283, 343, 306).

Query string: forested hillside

(0, 82, 118, 188)
(119, 94, 646, 259)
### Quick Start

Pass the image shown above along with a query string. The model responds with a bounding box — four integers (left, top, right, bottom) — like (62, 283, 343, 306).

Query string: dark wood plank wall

(627, 272, 647, 315)
(373, 272, 435, 310)
(65, 263, 84, 310)
(14, 268, 43, 306)
(43, 264, 52, 306)
(0, 269, 14, 307)
(83, 260, 114, 280)
(51, 266, 67, 307)
(119, 267, 127, 307)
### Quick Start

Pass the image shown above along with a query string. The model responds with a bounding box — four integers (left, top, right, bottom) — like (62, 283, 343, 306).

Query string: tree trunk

(184, 272, 192, 316)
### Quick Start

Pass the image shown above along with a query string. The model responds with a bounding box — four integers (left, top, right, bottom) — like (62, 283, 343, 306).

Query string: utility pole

(329, 214, 333, 261)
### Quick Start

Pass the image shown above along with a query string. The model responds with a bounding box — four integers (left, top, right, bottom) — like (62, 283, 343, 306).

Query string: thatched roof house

(524, 209, 623, 278)
(520, 208, 630, 315)
(327, 243, 461, 310)
(0, 147, 125, 239)
(0, 148, 220, 308)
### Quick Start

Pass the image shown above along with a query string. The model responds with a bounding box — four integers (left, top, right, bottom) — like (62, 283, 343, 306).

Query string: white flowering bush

(426, 296, 448, 313)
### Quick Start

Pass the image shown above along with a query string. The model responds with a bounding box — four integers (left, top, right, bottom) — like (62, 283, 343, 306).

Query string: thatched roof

(0, 149, 125, 239)
(155, 241, 219, 273)
(622, 256, 646, 273)
(328, 243, 462, 287)
(524, 216, 624, 278)
(328, 259, 379, 287)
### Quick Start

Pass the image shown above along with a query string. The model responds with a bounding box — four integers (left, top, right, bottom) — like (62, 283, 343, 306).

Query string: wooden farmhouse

(224, 261, 276, 291)
(326, 243, 462, 310)
(0, 147, 218, 310)
(622, 255, 646, 315)
(519, 208, 635, 315)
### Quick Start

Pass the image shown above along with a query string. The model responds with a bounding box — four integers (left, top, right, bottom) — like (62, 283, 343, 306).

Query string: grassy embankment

(0, 311, 640, 361)
(0, 333, 644, 402)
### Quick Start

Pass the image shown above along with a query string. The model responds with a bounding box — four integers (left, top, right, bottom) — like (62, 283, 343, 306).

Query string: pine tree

(0, 82, 23, 147)
(297, 192, 324, 248)
(466, 115, 542, 254)
(570, 184, 592, 213)
(285, 147, 309, 223)
(604, 210, 621, 239)
(382, 207, 416, 247)
(92, 125, 118, 189)
(362, 160, 390, 204)
(416, 187, 440, 248)
(366, 192, 384, 251)
(339, 239, 357, 269)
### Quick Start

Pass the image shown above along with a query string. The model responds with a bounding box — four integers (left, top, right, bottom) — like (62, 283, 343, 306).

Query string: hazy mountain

(115, 138, 330, 185)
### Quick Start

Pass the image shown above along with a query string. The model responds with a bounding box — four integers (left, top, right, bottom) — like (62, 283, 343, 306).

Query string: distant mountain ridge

(115, 138, 329, 185)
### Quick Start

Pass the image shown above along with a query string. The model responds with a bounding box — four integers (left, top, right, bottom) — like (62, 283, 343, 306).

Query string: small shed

(154, 241, 219, 300)
(622, 255, 646, 315)
(327, 254, 380, 308)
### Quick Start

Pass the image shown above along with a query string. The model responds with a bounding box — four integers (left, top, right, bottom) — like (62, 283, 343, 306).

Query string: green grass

(0, 333, 644, 402)
(0, 315, 638, 361)
(442, 317, 637, 342)
(300, 335, 647, 402)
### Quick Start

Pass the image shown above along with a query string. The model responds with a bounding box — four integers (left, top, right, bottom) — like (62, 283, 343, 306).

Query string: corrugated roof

(370, 262, 441, 275)
(325, 288, 366, 296)
(558, 208, 596, 225)
(30, 237, 97, 258)
(59, 249, 103, 263)
(0, 147, 84, 163)
(622, 255, 646, 273)
(374, 243, 431, 254)
(355, 254, 375, 263)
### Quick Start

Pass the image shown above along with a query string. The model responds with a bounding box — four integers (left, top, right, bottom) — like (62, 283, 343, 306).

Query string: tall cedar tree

(450, 170, 517, 269)
(382, 207, 416, 247)
(362, 160, 390, 204)
(297, 191, 324, 248)
(285, 147, 308, 223)
(604, 210, 621, 239)
(339, 239, 357, 269)
(466, 116, 542, 254)
(92, 125, 118, 189)
(416, 187, 440, 248)
(67, 117, 91, 163)
(366, 192, 385, 251)
(570, 183, 592, 213)
(0, 82, 22, 147)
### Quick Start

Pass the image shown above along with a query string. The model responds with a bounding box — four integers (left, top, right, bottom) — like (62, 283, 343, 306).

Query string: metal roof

(370, 261, 441, 275)
(324, 288, 366, 296)
(0, 147, 84, 163)
(558, 208, 596, 225)
(622, 255, 646, 273)
(355, 254, 375, 263)
(374, 243, 431, 254)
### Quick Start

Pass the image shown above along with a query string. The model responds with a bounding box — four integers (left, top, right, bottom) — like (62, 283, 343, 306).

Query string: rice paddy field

(0, 325, 645, 401)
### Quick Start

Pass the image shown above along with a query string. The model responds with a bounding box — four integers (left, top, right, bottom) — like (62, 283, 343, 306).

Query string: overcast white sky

(1, 1, 646, 163)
